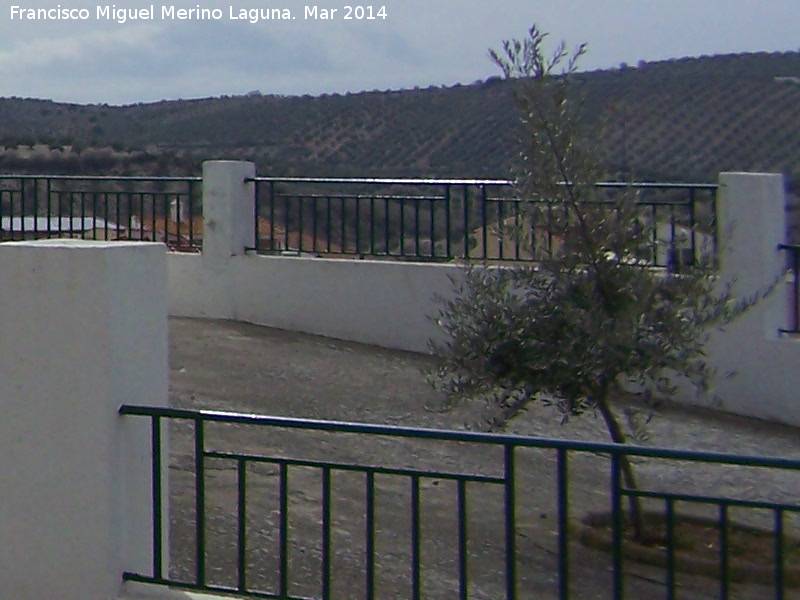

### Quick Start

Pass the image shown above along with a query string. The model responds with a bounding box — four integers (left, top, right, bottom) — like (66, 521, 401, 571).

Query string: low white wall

(168, 252, 461, 352)
(166, 251, 800, 425)
(232, 256, 464, 351)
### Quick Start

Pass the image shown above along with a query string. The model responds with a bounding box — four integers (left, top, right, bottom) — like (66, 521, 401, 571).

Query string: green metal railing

(0, 175, 202, 250)
(119, 404, 800, 599)
(0, 175, 718, 265)
(250, 178, 718, 267)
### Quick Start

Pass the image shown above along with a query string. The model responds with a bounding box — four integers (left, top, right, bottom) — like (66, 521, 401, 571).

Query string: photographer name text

(9, 4, 387, 24)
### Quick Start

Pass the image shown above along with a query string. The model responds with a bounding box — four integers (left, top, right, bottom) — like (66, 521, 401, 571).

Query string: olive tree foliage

(430, 26, 758, 533)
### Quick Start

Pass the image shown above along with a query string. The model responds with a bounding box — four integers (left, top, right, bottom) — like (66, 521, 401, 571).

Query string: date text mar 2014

(305, 6, 387, 19)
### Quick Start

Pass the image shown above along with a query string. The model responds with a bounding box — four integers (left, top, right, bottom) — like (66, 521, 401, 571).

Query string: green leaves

(431, 24, 746, 439)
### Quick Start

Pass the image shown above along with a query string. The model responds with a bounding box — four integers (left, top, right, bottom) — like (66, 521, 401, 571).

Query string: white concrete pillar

(699, 172, 798, 421)
(715, 172, 786, 338)
(201, 160, 256, 261)
(0, 240, 168, 600)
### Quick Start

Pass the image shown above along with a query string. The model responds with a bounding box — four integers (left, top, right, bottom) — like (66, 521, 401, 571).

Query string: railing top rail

(249, 177, 515, 185)
(250, 176, 718, 190)
(0, 174, 718, 190)
(595, 181, 719, 190)
(119, 404, 800, 468)
(271, 193, 701, 205)
(0, 175, 202, 182)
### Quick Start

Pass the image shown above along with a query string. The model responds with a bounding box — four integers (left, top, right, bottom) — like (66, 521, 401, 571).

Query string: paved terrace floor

(163, 317, 800, 600)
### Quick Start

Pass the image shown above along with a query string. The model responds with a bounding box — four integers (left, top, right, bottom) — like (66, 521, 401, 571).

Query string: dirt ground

(162, 317, 800, 600)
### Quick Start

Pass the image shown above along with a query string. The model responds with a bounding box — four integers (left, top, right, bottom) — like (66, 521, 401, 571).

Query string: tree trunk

(595, 394, 647, 541)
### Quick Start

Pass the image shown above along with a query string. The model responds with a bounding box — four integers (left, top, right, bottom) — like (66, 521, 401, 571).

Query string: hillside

(1, 51, 799, 185)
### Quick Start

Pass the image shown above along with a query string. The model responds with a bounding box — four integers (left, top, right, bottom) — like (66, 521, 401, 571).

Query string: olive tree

(430, 25, 758, 539)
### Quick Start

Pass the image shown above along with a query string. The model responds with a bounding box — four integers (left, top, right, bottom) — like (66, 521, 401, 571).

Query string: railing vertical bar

(480, 185, 488, 259)
(515, 199, 522, 260)
(370, 196, 375, 255)
(237, 459, 247, 592)
(384, 197, 390, 255)
(283, 194, 290, 251)
(189, 181, 195, 248)
(126, 192, 132, 243)
(322, 466, 332, 600)
(8, 184, 14, 239)
(20, 179, 26, 240)
(775, 508, 785, 600)
(175, 193, 182, 246)
(194, 417, 206, 586)
(33, 179, 39, 239)
(25, 181, 36, 240)
(711, 187, 719, 264)
(414, 195, 420, 257)
(411, 475, 421, 600)
(429, 194, 435, 258)
(497, 196, 504, 260)
(277, 462, 289, 598)
(46, 179, 52, 238)
(665, 498, 676, 600)
(610, 453, 623, 600)
(327, 196, 333, 254)
(151, 416, 163, 580)
(689, 188, 697, 265)
(148, 193, 155, 243)
(651, 204, 657, 265)
(133, 193, 140, 240)
(313, 196, 319, 254)
(116, 193, 121, 240)
(355, 195, 361, 255)
(142, 192, 148, 242)
(155, 193, 162, 244)
(504, 444, 517, 600)
(4, 186, 10, 235)
(399, 198, 405, 256)
(792, 248, 800, 333)
(298, 195, 304, 252)
(69, 191, 75, 236)
(269, 181, 276, 252)
(445, 184, 452, 259)
(0, 189, 5, 239)
(340, 197, 346, 253)
(457, 478, 468, 600)
(92, 191, 98, 240)
(669, 203, 677, 269)
(252, 181, 260, 250)
(366, 470, 376, 600)
(557, 448, 569, 600)
(462, 186, 469, 259)
(719, 503, 729, 600)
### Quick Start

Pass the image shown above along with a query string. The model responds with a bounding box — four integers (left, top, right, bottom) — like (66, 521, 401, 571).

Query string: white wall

(169, 163, 800, 426)
(704, 173, 800, 422)
(169, 252, 461, 352)
(232, 257, 462, 351)
(0, 240, 168, 600)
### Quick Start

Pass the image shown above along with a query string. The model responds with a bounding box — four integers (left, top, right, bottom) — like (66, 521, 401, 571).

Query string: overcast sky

(0, 0, 797, 105)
